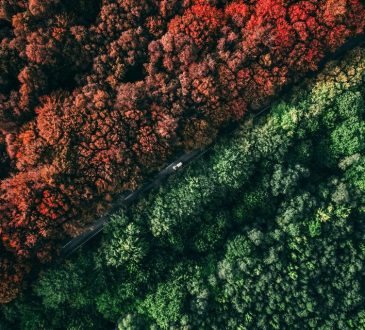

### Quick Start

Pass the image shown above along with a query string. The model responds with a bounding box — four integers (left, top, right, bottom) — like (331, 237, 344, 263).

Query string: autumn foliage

(0, 0, 365, 303)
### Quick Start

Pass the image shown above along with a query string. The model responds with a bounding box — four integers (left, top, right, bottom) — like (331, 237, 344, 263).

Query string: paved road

(59, 97, 314, 257)
(61, 148, 210, 257)
(61, 34, 365, 258)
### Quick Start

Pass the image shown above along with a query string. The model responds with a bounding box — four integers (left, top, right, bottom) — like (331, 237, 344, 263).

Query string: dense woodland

(1, 0, 365, 304)
(1, 45, 365, 329)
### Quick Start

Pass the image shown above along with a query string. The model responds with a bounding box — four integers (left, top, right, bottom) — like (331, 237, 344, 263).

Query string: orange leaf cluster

(0, 0, 365, 303)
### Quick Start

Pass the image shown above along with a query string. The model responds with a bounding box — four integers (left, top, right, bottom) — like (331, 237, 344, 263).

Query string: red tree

(1, 0, 365, 303)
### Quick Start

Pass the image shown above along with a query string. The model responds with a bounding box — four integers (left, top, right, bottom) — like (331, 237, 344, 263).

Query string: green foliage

(103, 213, 148, 270)
(138, 278, 186, 328)
(2, 47, 365, 329)
(35, 263, 91, 309)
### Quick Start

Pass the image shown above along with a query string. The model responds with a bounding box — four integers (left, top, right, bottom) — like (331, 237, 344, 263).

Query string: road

(61, 34, 365, 259)
(61, 148, 210, 257)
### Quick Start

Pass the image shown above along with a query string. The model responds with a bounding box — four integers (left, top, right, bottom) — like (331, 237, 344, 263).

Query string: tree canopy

(2, 45, 365, 328)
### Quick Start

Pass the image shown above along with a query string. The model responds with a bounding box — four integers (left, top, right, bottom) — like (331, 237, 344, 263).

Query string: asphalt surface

(61, 148, 210, 257)
(61, 34, 365, 259)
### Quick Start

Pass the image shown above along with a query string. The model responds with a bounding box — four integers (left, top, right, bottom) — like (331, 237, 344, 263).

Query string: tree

(1, 0, 365, 304)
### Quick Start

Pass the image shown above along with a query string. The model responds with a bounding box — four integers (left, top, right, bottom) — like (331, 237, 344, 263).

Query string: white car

(172, 162, 183, 171)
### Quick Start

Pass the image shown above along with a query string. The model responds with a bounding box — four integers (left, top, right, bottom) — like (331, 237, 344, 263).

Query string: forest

(1, 42, 365, 328)
(1, 0, 365, 304)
